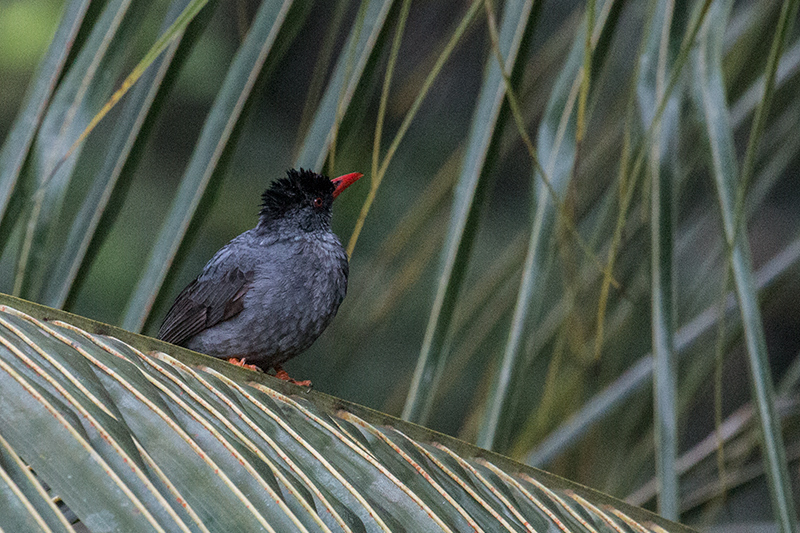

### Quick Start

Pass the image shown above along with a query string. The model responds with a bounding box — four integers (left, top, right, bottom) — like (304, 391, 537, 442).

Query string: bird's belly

(186, 264, 346, 366)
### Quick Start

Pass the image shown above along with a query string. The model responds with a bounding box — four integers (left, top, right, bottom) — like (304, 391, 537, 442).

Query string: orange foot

(227, 358, 260, 371)
(274, 365, 312, 387)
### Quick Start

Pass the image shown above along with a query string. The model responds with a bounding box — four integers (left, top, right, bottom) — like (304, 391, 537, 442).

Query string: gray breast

(185, 232, 348, 366)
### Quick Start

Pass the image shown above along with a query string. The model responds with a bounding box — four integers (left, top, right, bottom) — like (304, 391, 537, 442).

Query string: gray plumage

(158, 168, 358, 370)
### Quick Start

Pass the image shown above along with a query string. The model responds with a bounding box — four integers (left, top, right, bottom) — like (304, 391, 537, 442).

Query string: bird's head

(258, 168, 362, 233)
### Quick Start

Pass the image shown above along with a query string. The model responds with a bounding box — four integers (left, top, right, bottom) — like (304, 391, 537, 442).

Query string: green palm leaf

(42, 0, 208, 309)
(1, 1, 798, 529)
(0, 294, 692, 532)
(0, 0, 90, 244)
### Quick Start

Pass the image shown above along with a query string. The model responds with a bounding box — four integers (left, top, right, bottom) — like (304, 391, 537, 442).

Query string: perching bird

(157, 168, 362, 385)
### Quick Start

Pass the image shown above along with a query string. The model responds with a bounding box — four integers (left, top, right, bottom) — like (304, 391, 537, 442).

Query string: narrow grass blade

(402, 0, 536, 424)
(594, 0, 713, 363)
(121, 0, 295, 332)
(292, 2, 351, 160)
(347, 0, 415, 257)
(729, 38, 800, 127)
(526, 33, 800, 466)
(15, 0, 160, 302)
(0, 0, 90, 249)
(733, 0, 800, 228)
(695, 0, 798, 528)
(346, 0, 482, 257)
(41, 0, 199, 309)
(477, 0, 618, 450)
(640, 0, 680, 519)
(49, 0, 212, 172)
(294, 0, 395, 171)
(527, 235, 800, 467)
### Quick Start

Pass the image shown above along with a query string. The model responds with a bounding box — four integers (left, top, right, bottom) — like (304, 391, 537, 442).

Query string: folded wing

(157, 266, 254, 345)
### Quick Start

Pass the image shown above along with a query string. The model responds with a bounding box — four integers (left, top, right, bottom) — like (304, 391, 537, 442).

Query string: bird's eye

(313, 197, 323, 208)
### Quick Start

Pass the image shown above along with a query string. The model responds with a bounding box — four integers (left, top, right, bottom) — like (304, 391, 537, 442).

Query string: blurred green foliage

(1, 0, 799, 529)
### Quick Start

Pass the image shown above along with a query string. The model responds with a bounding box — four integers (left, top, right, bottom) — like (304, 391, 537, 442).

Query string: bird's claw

(226, 359, 311, 388)
(274, 366, 312, 388)
(227, 358, 260, 371)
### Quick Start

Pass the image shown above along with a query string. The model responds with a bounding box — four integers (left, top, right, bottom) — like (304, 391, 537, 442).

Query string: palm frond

(0, 294, 692, 532)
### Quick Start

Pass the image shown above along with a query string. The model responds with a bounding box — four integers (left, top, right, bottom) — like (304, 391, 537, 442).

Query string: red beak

(331, 172, 363, 199)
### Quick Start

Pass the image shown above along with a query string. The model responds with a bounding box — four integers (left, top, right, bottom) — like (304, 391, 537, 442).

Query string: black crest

(259, 168, 335, 222)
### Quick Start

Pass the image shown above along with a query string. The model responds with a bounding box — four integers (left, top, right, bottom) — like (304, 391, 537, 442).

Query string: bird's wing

(157, 264, 255, 346)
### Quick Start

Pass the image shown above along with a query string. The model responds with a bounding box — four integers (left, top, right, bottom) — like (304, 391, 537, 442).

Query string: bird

(157, 168, 363, 385)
